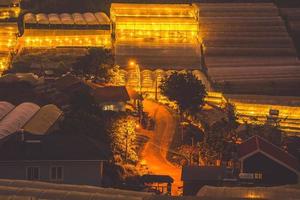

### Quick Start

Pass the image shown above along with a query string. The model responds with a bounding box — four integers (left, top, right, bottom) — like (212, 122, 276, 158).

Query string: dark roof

(238, 135, 300, 174)
(181, 166, 225, 181)
(92, 86, 130, 103)
(141, 175, 174, 183)
(54, 74, 82, 91)
(0, 133, 111, 161)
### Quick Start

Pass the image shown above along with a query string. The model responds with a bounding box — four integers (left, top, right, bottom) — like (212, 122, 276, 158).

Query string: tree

(197, 103, 239, 166)
(109, 115, 138, 164)
(159, 71, 207, 115)
(241, 123, 284, 147)
(3, 61, 31, 74)
(72, 47, 115, 83)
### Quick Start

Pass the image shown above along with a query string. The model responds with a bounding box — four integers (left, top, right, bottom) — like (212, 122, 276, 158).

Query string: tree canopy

(72, 48, 115, 83)
(159, 71, 207, 114)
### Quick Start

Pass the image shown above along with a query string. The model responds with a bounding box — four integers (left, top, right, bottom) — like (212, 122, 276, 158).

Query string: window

(26, 167, 40, 180)
(50, 166, 63, 182)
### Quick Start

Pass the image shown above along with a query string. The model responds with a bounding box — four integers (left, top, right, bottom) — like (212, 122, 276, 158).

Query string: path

(139, 100, 182, 195)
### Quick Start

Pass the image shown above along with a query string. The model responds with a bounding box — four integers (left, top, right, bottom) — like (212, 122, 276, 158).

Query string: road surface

(140, 100, 182, 195)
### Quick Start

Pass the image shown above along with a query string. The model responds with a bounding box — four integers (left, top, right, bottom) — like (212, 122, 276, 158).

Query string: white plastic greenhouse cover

(60, 13, 74, 25)
(0, 179, 153, 200)
(23, 104, 62, 135)
(36, 13, 49, 24)
(0, 102, 14, 120)
(24, 13, 36, 24)
(197, 185, 300, 200)
(48, 13, 61, 25)
(0, 103, 40, 140)
(72, 13, 87, 25)
(83, 12, 98, 25)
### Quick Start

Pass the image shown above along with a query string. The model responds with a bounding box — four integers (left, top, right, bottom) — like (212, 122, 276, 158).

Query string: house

(181, 166, 227, 196)
(92, 86, 130, 111)
(238, 135, 300, 186)
(0, 133, 111, 186)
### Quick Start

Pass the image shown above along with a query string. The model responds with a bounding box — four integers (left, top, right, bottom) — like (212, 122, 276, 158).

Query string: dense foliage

(72, 48, 117, 83)
(160, 71, 207, 114)
(109, 115, 138, 164)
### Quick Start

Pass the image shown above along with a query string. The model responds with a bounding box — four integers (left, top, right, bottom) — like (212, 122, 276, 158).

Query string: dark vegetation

(160, 71, 207, 115)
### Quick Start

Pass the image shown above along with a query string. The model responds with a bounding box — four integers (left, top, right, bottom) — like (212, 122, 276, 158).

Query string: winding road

(140, 100, 182, 195)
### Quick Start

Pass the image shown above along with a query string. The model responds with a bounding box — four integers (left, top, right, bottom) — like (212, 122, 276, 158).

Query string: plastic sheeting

(23, 104, 62, 135)
(0, 103, 40, 140)
(0, 102, 14, 121)
(197, 185, 300, 200)
(0, 179, 152, 200)
(24, 12, 110, 26)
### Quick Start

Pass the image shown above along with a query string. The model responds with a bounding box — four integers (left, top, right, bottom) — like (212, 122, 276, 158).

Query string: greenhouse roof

(0, 103, 40, 141)
(197, 185, 300, 200)
(0, 179, 152, 200)
(24, 12, 110, 26)
(23, 104, 63, 135)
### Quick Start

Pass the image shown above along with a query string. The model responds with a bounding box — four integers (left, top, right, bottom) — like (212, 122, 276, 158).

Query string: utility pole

(124, 131, 128, 163)
(155, 77, 158, 101)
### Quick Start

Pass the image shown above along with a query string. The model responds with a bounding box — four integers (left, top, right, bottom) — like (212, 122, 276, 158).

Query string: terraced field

(196, 3, 300, 96)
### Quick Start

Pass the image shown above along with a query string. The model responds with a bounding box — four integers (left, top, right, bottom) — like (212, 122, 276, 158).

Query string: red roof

(238, 135, 300, 174)
(92, 86, 130, 103)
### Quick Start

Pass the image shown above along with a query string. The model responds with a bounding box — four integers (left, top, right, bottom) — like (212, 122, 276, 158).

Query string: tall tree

(159, 71, 207, 114)
(72, 48, 115, 83)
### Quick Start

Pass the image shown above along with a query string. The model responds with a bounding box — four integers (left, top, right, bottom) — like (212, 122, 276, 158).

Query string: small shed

(92, 86, 130, 111)
(181, 166, 226, 196)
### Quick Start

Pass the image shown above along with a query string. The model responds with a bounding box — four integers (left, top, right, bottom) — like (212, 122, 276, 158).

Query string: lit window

(26, 167, 40, 180)
(50, 166, 64, 182)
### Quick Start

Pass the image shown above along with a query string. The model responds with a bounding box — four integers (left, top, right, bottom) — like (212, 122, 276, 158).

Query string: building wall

(0, 160, 104, 186)
(243, 153, 298, 185)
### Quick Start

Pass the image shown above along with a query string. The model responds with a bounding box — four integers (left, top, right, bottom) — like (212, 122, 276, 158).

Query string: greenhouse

(111, 3, 198, 40)
(23, 104, 63, 135)
(0, 102, 63, 141)
(21, 12, 111, 48)
(0, 22, 18, 73)
(197, 185, 300, 200)
(0, 179, 153, 200)
(0, 102, 40, 141)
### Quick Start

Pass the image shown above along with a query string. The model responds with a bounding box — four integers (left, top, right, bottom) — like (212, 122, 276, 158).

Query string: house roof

(54, 74, 82, 91)
(0, 73, 40, 85)
(238, 135, 300, 174)
(181, 166, 225, 181)
(92, 86, 130, 103)
(0, 133, 111, 161)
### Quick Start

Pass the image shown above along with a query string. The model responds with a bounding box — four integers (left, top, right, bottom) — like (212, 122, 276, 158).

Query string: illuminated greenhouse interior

(21, 12, 112, 48)
(111, 3, 199, 40)
(0, 23, 18, 72)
